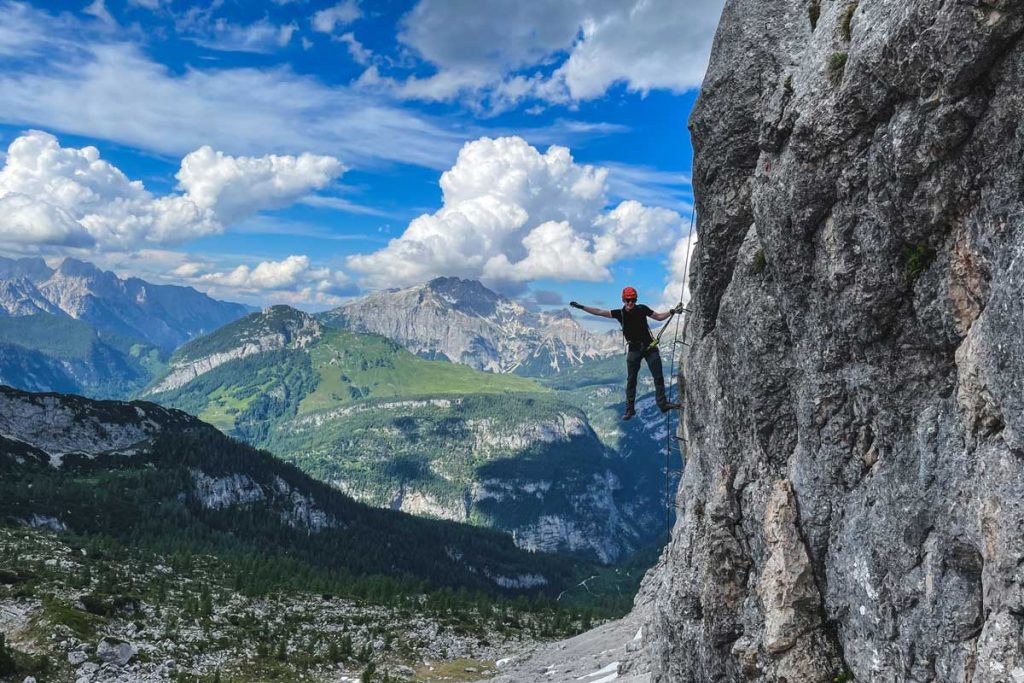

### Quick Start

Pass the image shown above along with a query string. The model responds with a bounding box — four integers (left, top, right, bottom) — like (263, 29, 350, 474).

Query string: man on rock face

(570, 287, 682, 420)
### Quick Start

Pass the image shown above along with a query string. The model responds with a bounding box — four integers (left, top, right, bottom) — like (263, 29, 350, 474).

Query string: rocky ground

(476, 612, 649, 683)
(0, 527, 579, 683)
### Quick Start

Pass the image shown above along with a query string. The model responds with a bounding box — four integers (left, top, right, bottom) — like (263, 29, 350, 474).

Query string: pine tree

(0, 633, 17, 675)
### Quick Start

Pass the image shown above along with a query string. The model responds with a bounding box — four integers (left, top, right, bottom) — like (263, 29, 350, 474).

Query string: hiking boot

(621, 407, 636, 421)
(658, 402, 681, 413)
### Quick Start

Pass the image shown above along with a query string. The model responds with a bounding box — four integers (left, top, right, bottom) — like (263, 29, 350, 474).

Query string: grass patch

(841, 2, 858, 41)
(828, 52, 849, 84)
(199, 383, 270, 431)
(40, 594, 105, 639)
(298, 330, 546, 415)
(751, 249, 767, 275)
(414, 658, 497, 682)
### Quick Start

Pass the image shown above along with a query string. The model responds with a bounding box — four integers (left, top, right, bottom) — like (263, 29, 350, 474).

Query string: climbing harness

(662, 206, 697, 543)
(646, 305, 690, 351)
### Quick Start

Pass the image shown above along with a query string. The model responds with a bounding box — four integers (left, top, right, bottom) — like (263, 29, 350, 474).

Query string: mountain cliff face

(630, 1, 1024, 681)
(321, 277, 620, 376)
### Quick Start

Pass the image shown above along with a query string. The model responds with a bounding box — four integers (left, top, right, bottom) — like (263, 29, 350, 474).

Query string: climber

(571, 287, 683, 420)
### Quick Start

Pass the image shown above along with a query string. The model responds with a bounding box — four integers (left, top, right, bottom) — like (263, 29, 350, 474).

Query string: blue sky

(0, 0, 723, 320)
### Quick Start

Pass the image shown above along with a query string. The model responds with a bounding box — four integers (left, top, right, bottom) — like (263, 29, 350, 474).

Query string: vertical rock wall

(634, 0, 1024, 680)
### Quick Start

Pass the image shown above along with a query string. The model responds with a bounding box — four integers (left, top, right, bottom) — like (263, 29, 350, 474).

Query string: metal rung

(673, 340, 690, 346)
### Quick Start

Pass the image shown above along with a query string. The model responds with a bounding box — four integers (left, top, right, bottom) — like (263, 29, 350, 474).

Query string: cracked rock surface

(627, 0, 1024, 680)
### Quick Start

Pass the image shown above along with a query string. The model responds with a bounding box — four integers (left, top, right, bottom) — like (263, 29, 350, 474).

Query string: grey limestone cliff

(630, 0, 1024, 681)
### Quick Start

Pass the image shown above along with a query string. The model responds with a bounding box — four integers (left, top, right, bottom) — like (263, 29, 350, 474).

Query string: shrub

(829, 52, 849, 84)
(751, 249, 767, 275)
(0, 634, 15, 676)
(904, 243, 936, 281)
(808, 0, 821, 30)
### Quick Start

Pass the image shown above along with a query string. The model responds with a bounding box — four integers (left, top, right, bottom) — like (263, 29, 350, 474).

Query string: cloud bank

(0, 131, 343, 250)
(347, 136, 685, 292)
(376, 0, 725, 110)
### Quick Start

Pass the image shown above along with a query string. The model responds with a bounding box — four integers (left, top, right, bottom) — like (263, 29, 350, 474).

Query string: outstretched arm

(570, 301, 614, 319)
(649, 304, 685, 322)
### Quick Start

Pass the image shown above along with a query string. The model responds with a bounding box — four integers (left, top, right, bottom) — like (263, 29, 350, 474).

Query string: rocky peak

(53, 257, 106, 280)
(0, 257, 251, 351)
(424, 276, 503, 316)
(147, 305, 321, 393)
(323, 279, 619, 376)
(45, 257, 125, 301)
(0, 278, 64, 317)
(0, 256, 53, 282)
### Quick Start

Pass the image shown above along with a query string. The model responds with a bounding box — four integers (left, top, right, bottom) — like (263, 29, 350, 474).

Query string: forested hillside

(0, 387, 633, 682)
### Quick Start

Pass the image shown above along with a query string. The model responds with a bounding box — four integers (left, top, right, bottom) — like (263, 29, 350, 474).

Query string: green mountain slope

(0, 314, 165, 398)
(146, 307, 667, 563)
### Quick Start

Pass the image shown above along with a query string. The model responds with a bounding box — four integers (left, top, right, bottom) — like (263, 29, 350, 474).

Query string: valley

(146, 305, 678, 563)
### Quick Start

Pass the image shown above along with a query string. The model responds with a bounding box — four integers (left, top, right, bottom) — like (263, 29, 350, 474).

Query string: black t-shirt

(611, 304, 654, 351)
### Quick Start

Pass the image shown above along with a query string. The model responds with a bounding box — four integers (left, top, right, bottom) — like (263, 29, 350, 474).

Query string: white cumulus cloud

(347, 136, 684, 291)
(313, 0, 362, 34)
(192, 254, 352, 305)
(176, 146, 344, 224)
(0, 131, 344, 250)
(659, 228, 698, 311)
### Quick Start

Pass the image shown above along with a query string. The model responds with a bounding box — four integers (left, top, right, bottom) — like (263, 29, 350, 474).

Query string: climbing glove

(569, 301, 584, 310)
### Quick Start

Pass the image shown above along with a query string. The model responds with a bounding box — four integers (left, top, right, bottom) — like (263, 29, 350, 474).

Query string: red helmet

(621, 286, 638, 301)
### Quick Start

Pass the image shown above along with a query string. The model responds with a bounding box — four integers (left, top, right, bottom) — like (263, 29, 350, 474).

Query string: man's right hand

(570, 301, 584, 310)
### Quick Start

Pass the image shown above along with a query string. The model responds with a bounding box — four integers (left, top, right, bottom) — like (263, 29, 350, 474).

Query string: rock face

(321, 277, 620, 376)
(0, 385, 194, 461)
(632, 1, 1024, 681)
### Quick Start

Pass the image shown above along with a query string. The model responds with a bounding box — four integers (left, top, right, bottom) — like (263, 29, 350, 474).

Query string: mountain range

(0, 257, 252, 350)
(320, 277, 622, 376)
(0, 260, 678, 563)
(0, 257, 251, 397)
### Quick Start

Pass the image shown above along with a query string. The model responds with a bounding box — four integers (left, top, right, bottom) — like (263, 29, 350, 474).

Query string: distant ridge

(320, 276, 620, 377)
(0, 256, 253, 397)
(0, 256, 253, 351)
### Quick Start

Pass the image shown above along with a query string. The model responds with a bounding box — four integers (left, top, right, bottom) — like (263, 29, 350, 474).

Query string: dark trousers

(626, 346, 669, 410)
